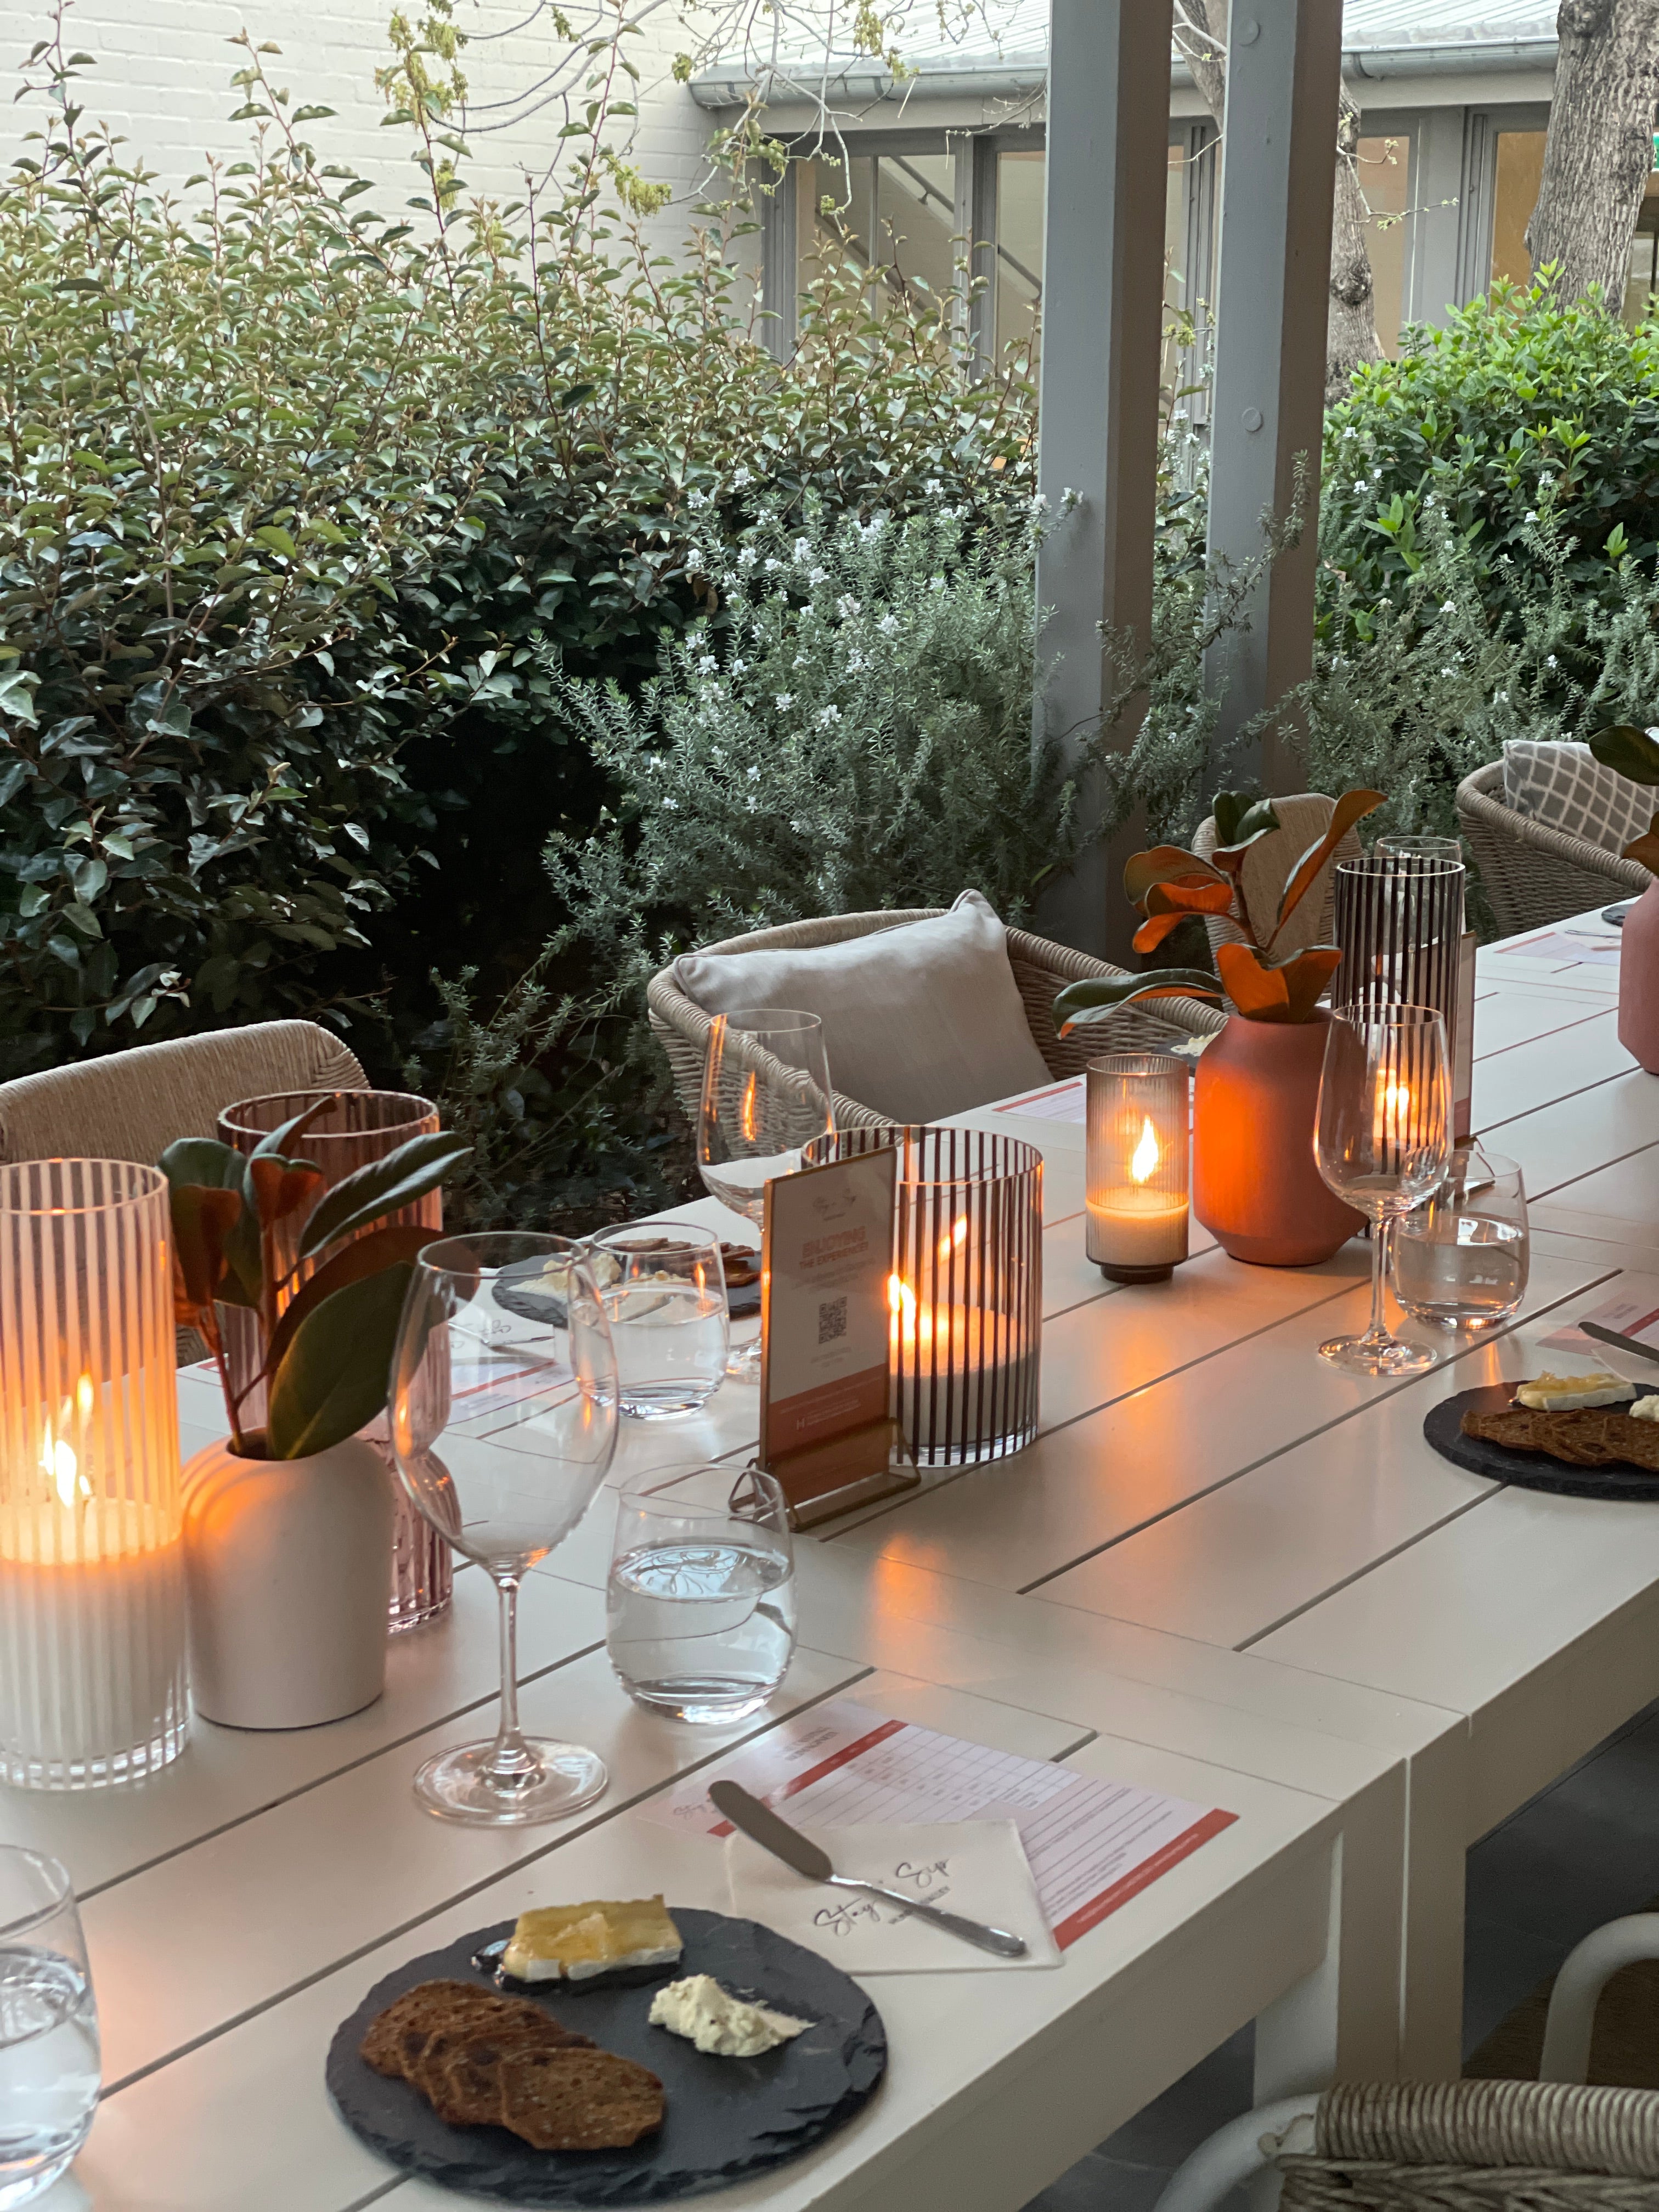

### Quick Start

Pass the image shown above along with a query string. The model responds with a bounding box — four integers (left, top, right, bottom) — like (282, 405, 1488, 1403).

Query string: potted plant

(1588, 724, 1659, 1074)
(162, 1101, 468, 1728)
(1055, 789, 1383, 1265)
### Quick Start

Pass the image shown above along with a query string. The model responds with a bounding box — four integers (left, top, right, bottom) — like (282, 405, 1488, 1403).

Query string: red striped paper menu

(636, 1697, 1236, 1951)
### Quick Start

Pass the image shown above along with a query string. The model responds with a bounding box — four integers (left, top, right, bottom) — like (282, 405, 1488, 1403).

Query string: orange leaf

(171, 1184, 244, 1311)
(1271, 789, 1386, 941)
(1281, 946, 1343, 1023)
(1124, 845, 1227, 912)
(1133, 910, 1195, 955)
(1624, 811, 1659, 876)
(1144, 876, 1237, 918)
(1216, 942, 1292, 1018)
(249, 1157, 325, 1232)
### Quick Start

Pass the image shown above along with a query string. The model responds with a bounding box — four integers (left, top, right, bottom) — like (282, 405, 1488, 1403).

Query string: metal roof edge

(690, 35, 1558, 112)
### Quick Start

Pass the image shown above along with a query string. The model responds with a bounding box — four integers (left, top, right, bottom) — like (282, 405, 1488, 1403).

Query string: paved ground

(1024, 1696, 1659, 2212)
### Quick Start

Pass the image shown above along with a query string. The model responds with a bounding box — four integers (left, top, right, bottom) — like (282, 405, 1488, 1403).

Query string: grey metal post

(1203, 0, 1342, 787)
(1033, 0, 1174, 961)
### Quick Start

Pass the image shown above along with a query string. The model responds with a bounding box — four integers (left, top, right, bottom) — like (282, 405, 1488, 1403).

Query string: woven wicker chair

(0, 1021, 367, 1363)
(1457, 762, 1649, 938)
(1158, 1918, 1659, 2212)
(647, 910, 1224, 1131)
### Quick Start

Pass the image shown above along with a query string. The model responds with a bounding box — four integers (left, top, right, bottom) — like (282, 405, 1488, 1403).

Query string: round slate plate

(326, 1908, 885, 2206)
(1424, 1383, 1659, 1502)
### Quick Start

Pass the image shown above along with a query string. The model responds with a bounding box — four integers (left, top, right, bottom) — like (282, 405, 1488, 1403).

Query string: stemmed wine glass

(697, 1009, 835, 1380)
(388, 1233, 618, 1825)
(1314, 1003, 1451, 1375)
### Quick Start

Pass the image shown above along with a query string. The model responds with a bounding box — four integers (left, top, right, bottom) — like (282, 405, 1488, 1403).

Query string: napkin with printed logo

(724, 1817, 1061, 1972)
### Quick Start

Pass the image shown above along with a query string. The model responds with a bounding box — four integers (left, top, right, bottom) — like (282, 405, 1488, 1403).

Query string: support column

(1032, 0, 1173, 962)
(1204, 0, 1342, 787)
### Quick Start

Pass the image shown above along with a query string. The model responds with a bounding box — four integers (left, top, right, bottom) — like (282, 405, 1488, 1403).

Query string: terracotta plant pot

(1618, 877, 1659, 1075)
(1193, 1010, 1364, 1266)
(181, 1436, 393, 1729)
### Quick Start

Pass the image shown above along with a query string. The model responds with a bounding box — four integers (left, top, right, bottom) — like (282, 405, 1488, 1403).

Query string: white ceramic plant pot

(180, 1436, 393, 1729)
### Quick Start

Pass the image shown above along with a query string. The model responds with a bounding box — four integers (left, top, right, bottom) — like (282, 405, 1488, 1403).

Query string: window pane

(1491, 130, 1546, 287)
(1627, 168, 1659, 326)
(873, 153, 956, 315)
(995, 149, 1045, 369)
(795, 153, 872, 300)
(1356, 134, 1409, 356)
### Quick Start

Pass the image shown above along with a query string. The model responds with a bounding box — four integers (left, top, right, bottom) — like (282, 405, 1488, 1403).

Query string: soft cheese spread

(648, 1974, 810, 2057)
(501, 1898, 682, 1984)
(1514, 1371, 1637, 1411)
(1632, 1396, 1659, 1423)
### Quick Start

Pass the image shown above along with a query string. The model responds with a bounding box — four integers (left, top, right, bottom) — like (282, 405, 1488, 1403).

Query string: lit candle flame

(936, 1215, 968, 1263)
(1381, 1081, 1412, 1142)
(1130, 1116, 1160, 1185)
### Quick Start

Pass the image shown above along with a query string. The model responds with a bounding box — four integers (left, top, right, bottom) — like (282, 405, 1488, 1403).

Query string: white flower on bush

(929, 577, 945, 591)
(847, 650, 867, 672)
(746, 763, 760, 781)
(793, 538, 811, 562)
(731, 465, 752, 488)
(662, 797, 679, 809)
(1546, 653, 1558, 668)
(746, 795, 758, 811)
(878, 612, 899, 634)
(859, 516, 885, 541)
(836, 594, 861, 618)
(687, 488, 711, 509)
(764, 556, 783, 572)
(1494, 690, 1510, 705)
(731, 657, 746, 675)
(698, 653, 718, 673)
(1440, 601, 1456, 616)
(1524, 510, 1538, 523)
(737, 546, 758, 568)
(1353, 480, 1369, 494)
(808, 566, 828, 585)
(817, 705, 842, 727)
(775, 693, 794, 710)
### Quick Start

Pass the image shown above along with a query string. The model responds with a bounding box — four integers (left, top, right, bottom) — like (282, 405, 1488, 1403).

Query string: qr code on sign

(817, 1296, 848, 1346)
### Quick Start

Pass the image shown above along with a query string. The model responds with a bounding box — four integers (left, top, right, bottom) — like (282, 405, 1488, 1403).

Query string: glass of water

(1392, 1146, 1529, 1330)
(0, 1849, 99, 2208)
(588, 1225, 730, 1419)
(607, 1468, 795, 1724)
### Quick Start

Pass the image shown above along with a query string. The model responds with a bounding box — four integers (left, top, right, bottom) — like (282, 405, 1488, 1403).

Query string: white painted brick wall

(0, 0, 717, 259)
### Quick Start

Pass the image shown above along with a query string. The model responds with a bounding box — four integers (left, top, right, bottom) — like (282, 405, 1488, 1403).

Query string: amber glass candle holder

(0, 1160, 189, 1790)
(217, 1088, 452, 1633)
(805, 1126, 1042, 1466)
(1086, 1054, 1190, 1283)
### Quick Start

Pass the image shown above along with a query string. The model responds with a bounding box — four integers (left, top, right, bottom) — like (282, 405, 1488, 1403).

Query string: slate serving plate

(326, 1908, 886, 2206)
(1424, 1383, 1659, 1503)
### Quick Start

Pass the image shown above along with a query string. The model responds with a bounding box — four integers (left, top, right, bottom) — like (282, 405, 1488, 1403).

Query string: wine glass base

(726, 1334, 763, 1383)
(413, 1739, 608, 1827)
(1319, 1331, 1438, 1376)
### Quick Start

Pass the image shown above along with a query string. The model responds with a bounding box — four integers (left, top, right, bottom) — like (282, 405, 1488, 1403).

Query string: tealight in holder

(1086, 1053, 1190, 1283)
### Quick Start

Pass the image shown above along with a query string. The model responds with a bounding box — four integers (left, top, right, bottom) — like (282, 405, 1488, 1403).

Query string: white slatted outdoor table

(10, 905, 1656, 2208)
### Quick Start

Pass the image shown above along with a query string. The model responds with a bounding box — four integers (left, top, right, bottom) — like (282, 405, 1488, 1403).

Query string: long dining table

(12, 902, 1659, 2211)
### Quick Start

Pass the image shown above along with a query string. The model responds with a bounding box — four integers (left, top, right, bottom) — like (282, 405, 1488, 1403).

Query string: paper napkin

(725, 1818, 1061, 1973)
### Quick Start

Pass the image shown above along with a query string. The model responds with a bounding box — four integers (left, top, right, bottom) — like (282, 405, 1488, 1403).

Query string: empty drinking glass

(607, 1468, 795, 1724)
(0, 1848, 99, 2208)
(588, 1226, 729, 1419)
(1392, 1147, 1529, 1329)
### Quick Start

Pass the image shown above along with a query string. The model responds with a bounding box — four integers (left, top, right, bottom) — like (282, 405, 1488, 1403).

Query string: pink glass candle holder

(0, 1160, 189, 1789)
(216, 1088, 452, 1633)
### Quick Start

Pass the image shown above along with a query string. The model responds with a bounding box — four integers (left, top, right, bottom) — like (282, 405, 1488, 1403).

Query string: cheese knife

(709, 1780, 1029, 1959)
(1579, 1321, 1659, 1369)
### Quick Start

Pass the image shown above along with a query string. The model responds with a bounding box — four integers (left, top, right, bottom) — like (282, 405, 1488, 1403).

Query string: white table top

(12, 902, 1659, 2204)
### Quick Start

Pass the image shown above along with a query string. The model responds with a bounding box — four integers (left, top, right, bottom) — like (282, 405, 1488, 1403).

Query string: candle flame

(1382, 1080, 1412, 1137)
(936, 1215, 968, 1263)
(1130, 1116, 1160, 1184)
(740, 1071, 758, 1146)
(40, 1424, 86, 1510)
(887, 1274, 917, 1324)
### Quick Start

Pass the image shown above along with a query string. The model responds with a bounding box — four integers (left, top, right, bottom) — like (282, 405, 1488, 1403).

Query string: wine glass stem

(488, 1575, 538, 1790)
(1362, 1216, 1392, 1349)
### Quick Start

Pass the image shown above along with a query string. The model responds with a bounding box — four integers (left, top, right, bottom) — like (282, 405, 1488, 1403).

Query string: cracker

(496, 2044, 665, 2152)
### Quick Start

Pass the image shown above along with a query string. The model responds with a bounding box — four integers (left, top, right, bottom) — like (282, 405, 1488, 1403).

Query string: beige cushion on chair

(670, 889, 1053, 1124)
(0, 1020, 368, 1167)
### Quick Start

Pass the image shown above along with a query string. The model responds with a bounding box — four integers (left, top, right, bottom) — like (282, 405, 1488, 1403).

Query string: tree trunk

(1174, 0, 1383, 399)
(1527, 0, 1659, 309)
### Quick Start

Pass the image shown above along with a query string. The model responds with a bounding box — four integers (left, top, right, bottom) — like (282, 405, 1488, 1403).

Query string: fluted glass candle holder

(217, 1089, 452, 1633)
(0, 1160, 188, 1791)
(1086, 1054, 1190, 1283)
(805, 1126, 1042, 1467)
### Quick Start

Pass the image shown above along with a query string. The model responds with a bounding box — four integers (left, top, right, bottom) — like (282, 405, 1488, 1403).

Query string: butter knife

(709, 1780, 1029, 1959)
(1579, 1321, 1659, 1368)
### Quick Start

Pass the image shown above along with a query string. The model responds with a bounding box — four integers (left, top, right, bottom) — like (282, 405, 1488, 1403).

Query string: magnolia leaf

(1273, 789, 1386, 938)
(1054, 969, 1223, 1035)
(262, 1225, 435, 1386)
(251, 1093, 345, 1162)
(1282, 946, 1344, 1023)
(1144, 875, 1237, 918)
(169, 1184, 244, 1312)
(159, 1137, 259, 1305)
(248, 1155, 326, 1231)
(1122, 845, 1226, 912)
(1212, 791, 1280, 847)
(266, 1263, 414, 1459)
(1132, 910, 1200, 955)
(297, 1131, 471, 1259)
(1591, 724, 1659, 788)
(1217, 941, 1341, 1024)
(1623, 814, 1659, 875)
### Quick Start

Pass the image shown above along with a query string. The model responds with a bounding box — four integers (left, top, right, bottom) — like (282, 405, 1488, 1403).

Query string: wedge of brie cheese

(648, 1973, 810, 2058)
(1514, 1370, 1637, 1411)
(501, 1897, 682, 1984)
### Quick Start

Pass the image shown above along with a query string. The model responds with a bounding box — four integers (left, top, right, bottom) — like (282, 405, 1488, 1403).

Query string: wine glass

(388, 1233, 618, 1826)
(697, 1009, 835, 1380)
(1314, 1003, 1451, 1375)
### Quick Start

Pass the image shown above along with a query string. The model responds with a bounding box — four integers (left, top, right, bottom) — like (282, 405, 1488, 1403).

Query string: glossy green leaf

(262, 1224, 435, 1385)
(1590, 724, 1659, 787)
(297, 1132, 471, 1259)
(266, 1263, 414, 1459)
(1053, 969, 1223, 1035)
